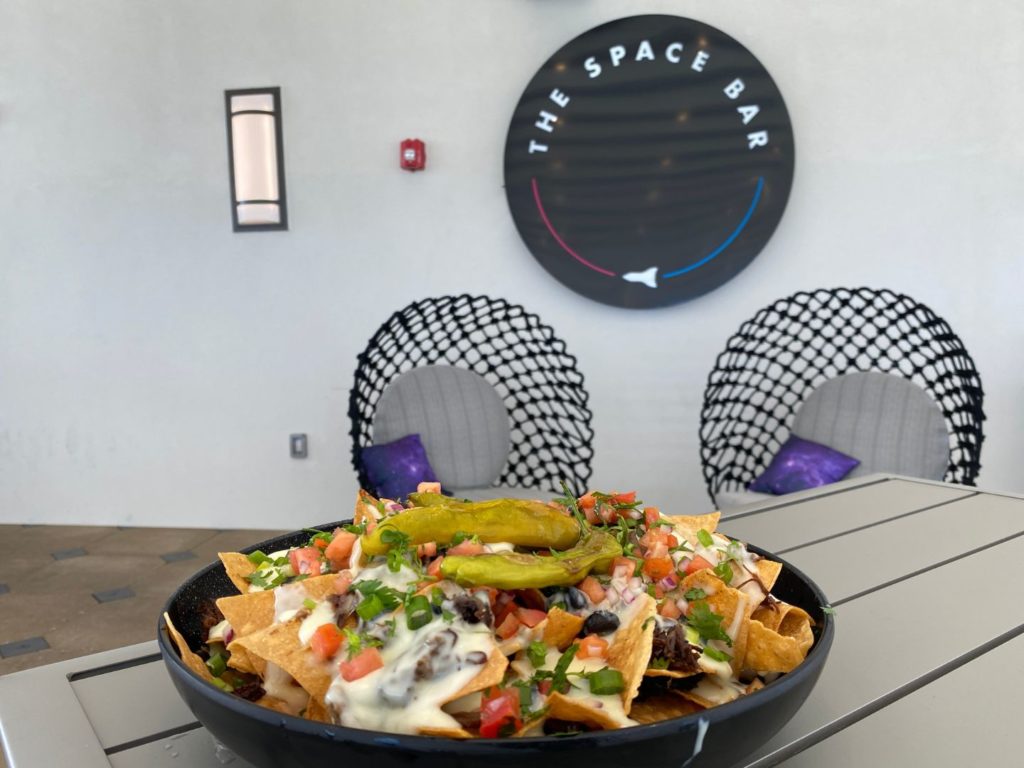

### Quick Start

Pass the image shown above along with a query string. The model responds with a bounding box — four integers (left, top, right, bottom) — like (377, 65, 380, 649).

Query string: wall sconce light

(225, 87, 288, 231)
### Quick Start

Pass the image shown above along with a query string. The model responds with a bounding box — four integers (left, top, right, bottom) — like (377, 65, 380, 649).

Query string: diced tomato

(495, 613, 522, 640)
(325, 530, 357, 566)
(684, 555, 714, 576)
(426, 556, 444, 579)
(448, 540, 485, 556)
(584, 505, 600, 525)
(612, 556, 638, 578)
(416, 481, 441, 494)
(313, 537, 329, 551)
(310, 623, 341, 661)
(578, 634, 609, 660)
(338, 647, 383, 681)
(578, 493, 596, 510)
(643, 556, 674, 581)
(654, 584, 665, 599)
(416, 541, 437, 558)
(599, 504, 619, 524)
(515, 607, 547, 628)
(333, 571, 353, 594)
(577, 576, 606, 605)
(289, 547, 323, 576)
(659, 599, 682, 619)
(611, 491, 636, 505)
(649, 541, 669, 560)
(644, 507, 662, 527)
(479, 688, 522, 738)
(666, 534, 679, 549)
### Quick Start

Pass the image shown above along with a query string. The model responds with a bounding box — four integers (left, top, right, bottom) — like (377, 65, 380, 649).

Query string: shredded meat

(233, 680, 265, 701)
(197, 600, 225, 638)
(651, 623, 701, 674)
(328, 593, 357, 626)
(414, 629, 458, 681)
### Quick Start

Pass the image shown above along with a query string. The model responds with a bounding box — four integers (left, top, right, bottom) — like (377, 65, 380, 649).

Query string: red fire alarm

(400, 138, 426, 171)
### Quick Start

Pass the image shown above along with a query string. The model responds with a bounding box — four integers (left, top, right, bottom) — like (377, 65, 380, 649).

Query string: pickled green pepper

(440, 529, 622, 589)
(360, 498, 580, 555)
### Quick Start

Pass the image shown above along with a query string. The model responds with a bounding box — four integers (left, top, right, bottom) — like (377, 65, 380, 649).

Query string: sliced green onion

(211, 677, 233, 692)
(587, 667, 624, 695)
(703, 646, 733, 662)
(206, 652, 227, 677)
(405, 595, 433, 630)
(713, 561, 734, 584)
(696, 529, 714, 548)
(246, 550, 269, 565)
(302, 598, 317, 611)
(356, 593, 384, 621)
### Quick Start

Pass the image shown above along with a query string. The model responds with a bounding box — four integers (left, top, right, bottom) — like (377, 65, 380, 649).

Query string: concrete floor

(0, 523, 289, 767)
(0, 524, 286, 677)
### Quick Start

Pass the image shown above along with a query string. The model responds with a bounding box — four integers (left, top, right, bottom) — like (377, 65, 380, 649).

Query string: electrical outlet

(289, 433, 308, 459)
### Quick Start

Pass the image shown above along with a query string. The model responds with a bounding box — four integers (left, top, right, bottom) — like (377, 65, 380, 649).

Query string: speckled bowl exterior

(159, 523, 834, 768)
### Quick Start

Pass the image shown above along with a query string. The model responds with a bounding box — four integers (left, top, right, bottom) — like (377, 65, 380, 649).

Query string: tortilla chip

(355, 489, 383, 526)
(229, 620, 333, 702)
(680, 571, 755, 673)
(304, 696, 332, 723)
(667, 512, 721, 545)
(644, 665, 701, 680)
(542, 607, 585, 650)
(226, 645, 261, 675)
(606, 594, 657, 714)
(443, 647, 508, 704)
(629, 692, 702, 724)
(219, 552, 257, 594)
(546, 691, 624, 730)
(676, 677, 744, 709)
(743, 619, 808, 674)
(256, 694, 297, 715)
(163, 612, 214, 682)
(755, 559, 783, 592)
(751, 600, 814, 656)
(217, 574, 338, 640)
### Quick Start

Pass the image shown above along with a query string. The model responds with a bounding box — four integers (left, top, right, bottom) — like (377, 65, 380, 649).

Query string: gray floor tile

(0, 636, 49, 658)
(51, 546, 87, 560)
(160, 550, 197, 563)
(92, 586, 136, 603)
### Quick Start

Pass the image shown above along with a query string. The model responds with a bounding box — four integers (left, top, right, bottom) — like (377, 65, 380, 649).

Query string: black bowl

(159, 522, 834, 768)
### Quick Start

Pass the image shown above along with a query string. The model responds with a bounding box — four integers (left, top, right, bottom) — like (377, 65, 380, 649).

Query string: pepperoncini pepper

(360, 498, 580, 556)
(440, 529, 622, 589)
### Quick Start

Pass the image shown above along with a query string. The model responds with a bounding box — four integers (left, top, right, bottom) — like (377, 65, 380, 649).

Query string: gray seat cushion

(791, 372, 949, 480)
(372, 365, 511, 490)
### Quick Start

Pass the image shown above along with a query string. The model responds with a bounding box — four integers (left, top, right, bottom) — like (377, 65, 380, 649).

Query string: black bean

(566, 587, 588, 610)
(582, 610, 620, 636)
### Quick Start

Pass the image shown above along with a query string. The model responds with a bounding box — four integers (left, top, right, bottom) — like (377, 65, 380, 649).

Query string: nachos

(165, 484, 816, 736)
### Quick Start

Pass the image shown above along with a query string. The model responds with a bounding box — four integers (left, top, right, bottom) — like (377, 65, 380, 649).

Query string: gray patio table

(1, 473, 1021, 767)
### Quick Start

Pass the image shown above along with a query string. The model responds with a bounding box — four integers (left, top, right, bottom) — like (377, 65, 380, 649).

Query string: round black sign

(504, 16, 794, 309)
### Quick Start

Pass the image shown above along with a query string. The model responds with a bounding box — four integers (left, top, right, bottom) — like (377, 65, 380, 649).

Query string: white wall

(2, 0, 1022, 528)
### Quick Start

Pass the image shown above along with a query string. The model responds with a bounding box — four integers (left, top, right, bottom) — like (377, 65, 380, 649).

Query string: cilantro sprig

(687, 601, 732, 646)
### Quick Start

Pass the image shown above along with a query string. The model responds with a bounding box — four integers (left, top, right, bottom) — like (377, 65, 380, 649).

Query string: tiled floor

(0, 524, 286, 678)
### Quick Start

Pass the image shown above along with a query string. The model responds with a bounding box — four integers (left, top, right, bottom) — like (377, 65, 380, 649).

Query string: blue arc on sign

(663, 176, 765, 279)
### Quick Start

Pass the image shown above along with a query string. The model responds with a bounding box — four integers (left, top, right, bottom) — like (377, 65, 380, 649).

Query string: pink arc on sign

(531, 177, 617, 277)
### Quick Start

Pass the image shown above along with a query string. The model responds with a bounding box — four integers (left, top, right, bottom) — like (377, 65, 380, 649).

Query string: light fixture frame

(224, 86, 289, 232)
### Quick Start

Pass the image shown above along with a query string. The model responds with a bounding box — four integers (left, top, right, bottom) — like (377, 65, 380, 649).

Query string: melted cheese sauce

(325, 618, 495, 733)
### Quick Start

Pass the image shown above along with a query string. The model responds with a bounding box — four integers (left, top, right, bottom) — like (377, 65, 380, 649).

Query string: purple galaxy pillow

(748, 434, 860, 495)
(361, 433, 439, 500)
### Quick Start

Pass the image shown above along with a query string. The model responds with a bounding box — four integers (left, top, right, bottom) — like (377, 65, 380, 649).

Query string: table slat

(777, 631, 1024, 766)
(107, 726, 256, 768)
(738, 534, 1024, 766)
(764, 492, 1024, 603)
(70, 658, 197, 749)
(720, 478, 973, 553)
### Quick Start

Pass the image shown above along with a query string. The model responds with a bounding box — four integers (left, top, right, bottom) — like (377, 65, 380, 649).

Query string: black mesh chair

(349, 294, 594, 496)
(700, 287, 985, 506)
